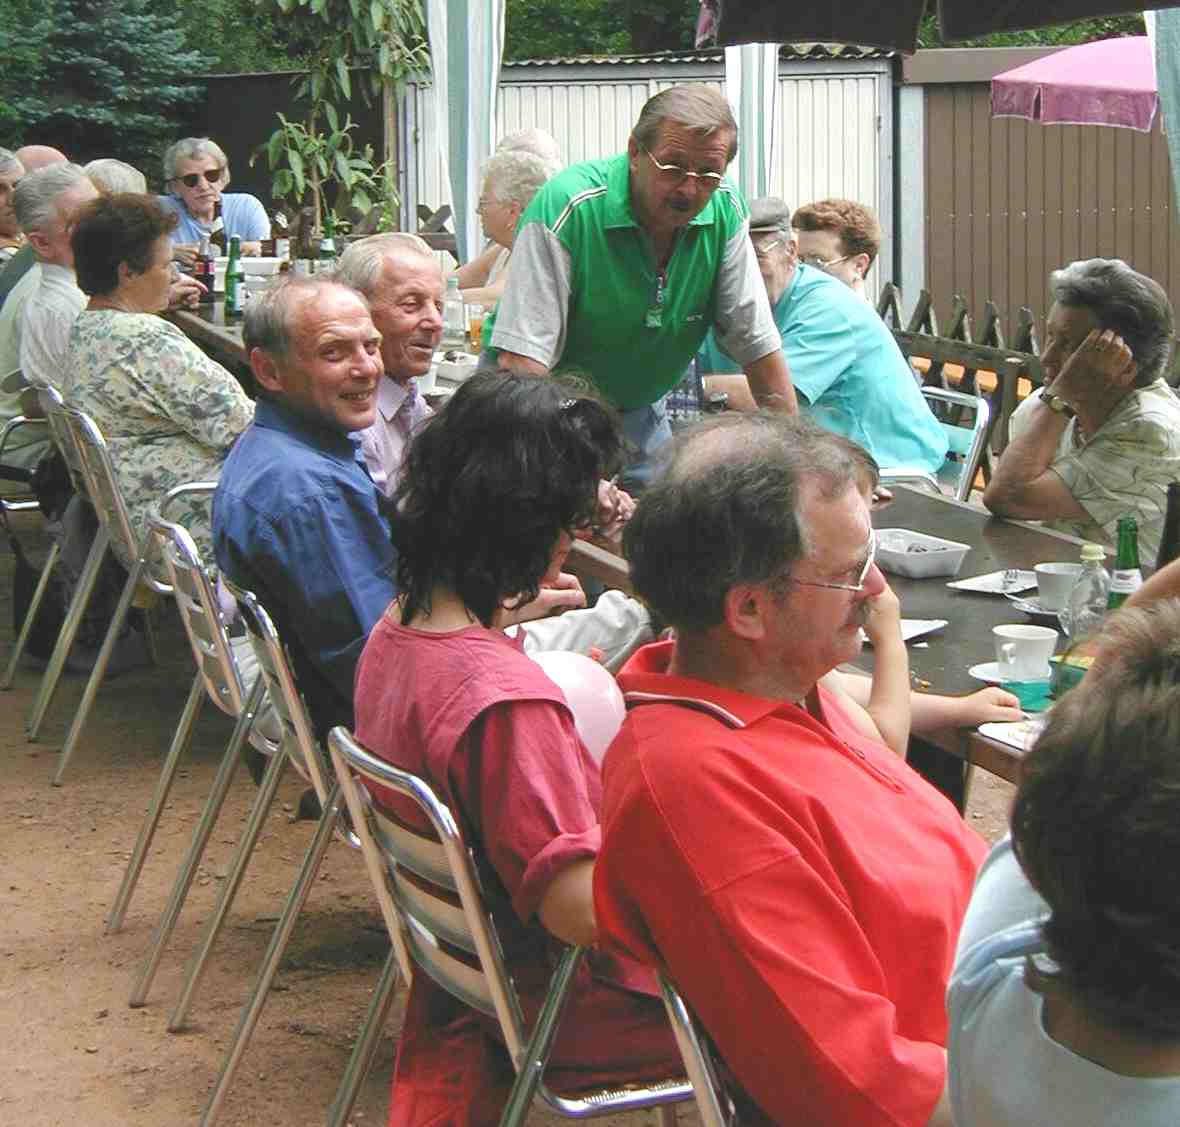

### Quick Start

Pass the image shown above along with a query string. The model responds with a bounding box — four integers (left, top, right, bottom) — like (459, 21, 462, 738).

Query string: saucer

(1004, 594, 1061, 622)
(968, 661, 1003, 684)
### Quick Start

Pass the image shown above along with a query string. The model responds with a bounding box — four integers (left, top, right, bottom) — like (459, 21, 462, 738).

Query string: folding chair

(183, 580, 396, 1127)
(106, 504, 280, 940)
(326, 725, 692, 1127)
(657, 976, 740, 1127)
(47, 406, 176, 780)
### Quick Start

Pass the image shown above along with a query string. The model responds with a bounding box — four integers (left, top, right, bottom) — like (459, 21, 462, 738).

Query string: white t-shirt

(949, 837, 1180, 1126)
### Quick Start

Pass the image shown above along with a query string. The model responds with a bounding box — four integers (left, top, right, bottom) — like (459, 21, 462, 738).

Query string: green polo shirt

(487, 153, 776, 411)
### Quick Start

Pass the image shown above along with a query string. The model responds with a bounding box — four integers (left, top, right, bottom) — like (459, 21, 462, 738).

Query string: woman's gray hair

(496, 128, 562, 175)
(631, 84, 738, 162)
(13, 163, 88, 234)
(84, 158, 147, 195)
(1051, 258, 1174, 388)
(334, 232, 434, 297)
(162, 137, 231, 186)
(482, 150, 553, 209)
(0, 147, 23, 180)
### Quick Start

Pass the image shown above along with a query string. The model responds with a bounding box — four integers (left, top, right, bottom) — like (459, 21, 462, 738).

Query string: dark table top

(168, 304, 247, 365)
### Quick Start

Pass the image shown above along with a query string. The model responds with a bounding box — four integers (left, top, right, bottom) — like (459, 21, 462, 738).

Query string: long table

(168, 305, 247, 367)
(572, 485, 1095, 786)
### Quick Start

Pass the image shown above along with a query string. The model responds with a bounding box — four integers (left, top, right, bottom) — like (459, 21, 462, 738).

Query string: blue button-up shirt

(213, 398, 397, 735)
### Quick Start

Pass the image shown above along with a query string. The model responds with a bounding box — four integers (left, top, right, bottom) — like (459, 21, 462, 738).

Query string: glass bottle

(272, 210, 290, 261)
(1156, 483, 1180, 571)
(225, 235, 245, 318)
(317, 213, 338, 273)
(441, 275, 466, 351)
(208, 199, 226, 256)
(1107, 515, 1142, 610)
(195, 236, 215, 306)
(1061, 542, 1110, 640)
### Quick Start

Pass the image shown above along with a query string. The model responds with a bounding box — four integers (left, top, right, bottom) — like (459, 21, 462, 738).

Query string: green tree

(1, 0, 210, 173)
(916, 12, 1143, 48)
(504, 0, 694, 60)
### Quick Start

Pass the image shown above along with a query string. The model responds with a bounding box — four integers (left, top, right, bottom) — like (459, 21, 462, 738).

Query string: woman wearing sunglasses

(158, 137, 269, 267)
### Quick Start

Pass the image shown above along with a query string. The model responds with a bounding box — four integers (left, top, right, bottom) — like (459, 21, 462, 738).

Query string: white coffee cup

(994, 623, 1058, 680)
(1034, 562, 1083, 611)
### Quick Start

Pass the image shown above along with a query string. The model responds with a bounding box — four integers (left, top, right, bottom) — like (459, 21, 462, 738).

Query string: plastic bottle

(441, 275, 466, 351)
(1107, 515, 1142, 610)
(1061, 542, 1110, 639)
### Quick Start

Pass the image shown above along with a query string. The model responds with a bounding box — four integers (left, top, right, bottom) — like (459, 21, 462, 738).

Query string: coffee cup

(994, 623, 1058, 710)
(1034, 562, 1083, 611)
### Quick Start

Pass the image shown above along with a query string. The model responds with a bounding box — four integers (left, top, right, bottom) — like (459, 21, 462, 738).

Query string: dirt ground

(0, 510, 1014, 1127)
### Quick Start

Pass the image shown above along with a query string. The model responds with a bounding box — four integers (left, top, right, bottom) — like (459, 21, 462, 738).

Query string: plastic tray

(876, 528, 970, 579)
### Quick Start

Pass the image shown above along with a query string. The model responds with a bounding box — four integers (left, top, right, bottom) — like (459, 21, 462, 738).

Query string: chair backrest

(150, 508, 246, 722)
(921, 386, 992, 502)
(657, 976, 740, 1127)
(221, 577, 333, 804)
(38, 385, 88, 497)
(325, 725, 528, 1059)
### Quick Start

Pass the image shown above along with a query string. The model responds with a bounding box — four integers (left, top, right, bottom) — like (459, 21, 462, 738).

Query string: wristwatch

(1039, 388, 1076, 418)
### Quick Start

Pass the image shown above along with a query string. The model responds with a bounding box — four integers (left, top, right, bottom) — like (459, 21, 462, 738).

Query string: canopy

(991, 37, 1158, 131)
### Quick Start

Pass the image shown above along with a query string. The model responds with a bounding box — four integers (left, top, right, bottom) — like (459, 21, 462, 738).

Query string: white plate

(1005, 594, 1061, 621)
(968, 661, 1004, 684)
(947, 569, 1036, 594)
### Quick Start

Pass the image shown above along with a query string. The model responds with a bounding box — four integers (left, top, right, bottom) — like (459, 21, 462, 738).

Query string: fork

(1001, 568, 1021, 593)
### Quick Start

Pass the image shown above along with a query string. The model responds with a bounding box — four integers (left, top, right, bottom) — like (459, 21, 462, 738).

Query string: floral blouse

(64, 311, 254, 561)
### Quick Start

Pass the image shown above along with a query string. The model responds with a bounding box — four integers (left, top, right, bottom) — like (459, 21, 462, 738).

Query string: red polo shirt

(595, 641, 986, 1127)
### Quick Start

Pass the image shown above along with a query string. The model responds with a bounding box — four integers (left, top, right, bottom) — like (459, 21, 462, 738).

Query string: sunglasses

(176, 167, 224, 189)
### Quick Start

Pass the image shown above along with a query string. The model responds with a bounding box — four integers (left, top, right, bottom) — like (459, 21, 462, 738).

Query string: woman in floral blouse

(63, 193, 254, 559)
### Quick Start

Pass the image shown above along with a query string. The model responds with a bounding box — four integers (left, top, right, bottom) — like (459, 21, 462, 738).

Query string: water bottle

(441, 275, 466, 351)
(1061, 542, 1110, 640)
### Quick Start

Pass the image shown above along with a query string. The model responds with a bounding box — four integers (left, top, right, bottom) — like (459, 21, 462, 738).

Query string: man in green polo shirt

(487, 85, 793, 489)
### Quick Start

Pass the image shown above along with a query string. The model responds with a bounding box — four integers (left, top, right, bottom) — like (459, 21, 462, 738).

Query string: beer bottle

(1156, 483, 1180, 571)
(273, 210, 290, 261)
(1107, 515, 1142, 609)
(225, 235, 245, 319)
(195, 236, 215, 306)
(209, 200, 226, 256)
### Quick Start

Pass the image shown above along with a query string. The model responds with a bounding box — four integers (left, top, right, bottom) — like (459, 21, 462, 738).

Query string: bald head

(15, 145, 68, 174)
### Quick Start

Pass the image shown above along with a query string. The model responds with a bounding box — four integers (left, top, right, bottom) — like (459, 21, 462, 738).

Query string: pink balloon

(531, 650, 626, 764)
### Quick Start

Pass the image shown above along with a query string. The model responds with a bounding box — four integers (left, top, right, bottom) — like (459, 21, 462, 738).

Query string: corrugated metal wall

(925, 83, 1180, 339)
(403, 63, 887, 291)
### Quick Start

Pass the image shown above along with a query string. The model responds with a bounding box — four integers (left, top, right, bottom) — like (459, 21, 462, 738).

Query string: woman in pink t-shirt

(353, 371, 679, 1127)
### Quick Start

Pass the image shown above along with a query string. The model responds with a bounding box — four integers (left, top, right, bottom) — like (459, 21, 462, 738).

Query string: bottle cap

(1080, 542, 1105, 562)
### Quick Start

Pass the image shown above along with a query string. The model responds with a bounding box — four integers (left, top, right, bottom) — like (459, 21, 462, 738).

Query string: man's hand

(1051, 328, 1137, 419)
(871, 485, 894, 508)
(498, 572, 587, 626)
(172, 242, 199, 269)
(168, 275, 205, 311)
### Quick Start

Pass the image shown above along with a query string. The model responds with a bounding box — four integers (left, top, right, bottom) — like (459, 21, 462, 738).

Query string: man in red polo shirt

(594, 414, 985, 1127)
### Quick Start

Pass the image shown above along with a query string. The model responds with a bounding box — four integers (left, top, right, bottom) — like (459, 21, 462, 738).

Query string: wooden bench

(416, 204, 460, 263)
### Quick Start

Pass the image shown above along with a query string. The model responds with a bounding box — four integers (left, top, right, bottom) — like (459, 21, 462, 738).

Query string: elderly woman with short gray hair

(0, 147, 25, 263)
(453, 146, 559, 307)
(984, 257, 1180, 559)
(158, 136, 269, 266)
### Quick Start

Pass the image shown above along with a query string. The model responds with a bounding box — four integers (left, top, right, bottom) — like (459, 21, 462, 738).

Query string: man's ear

(627, 135, 640, 171)
(722, 581, 773, 642)
(26, 229, 50, 259)
(249, 347, 283, 395)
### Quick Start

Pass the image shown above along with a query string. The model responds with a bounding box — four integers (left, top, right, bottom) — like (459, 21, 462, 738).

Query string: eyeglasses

(798, 251, 852, 271)
(175, 167, 224, 189)
(786, 530, 876, 593)
(752, 237, 783, 260)
(640, 146, 724, 191)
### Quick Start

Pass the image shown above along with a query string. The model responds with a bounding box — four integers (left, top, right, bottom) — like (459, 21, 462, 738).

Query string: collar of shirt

(40, 262, 79, 289)
(602, 151, 723, 233)
(253, 396, 363, 460)
(377, 373, 414, 422)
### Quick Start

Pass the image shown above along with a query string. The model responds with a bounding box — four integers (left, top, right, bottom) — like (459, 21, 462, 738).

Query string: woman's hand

(172, 242, 199, 269)
(167, 275, 205, 310)
(587, 477, 635, 543)
(498, 572, 587, 626)
(949, 687, 1024, 726)
(863, 580, 902, 648)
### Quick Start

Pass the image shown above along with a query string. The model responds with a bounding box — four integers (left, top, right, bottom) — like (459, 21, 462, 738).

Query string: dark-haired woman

(62, 193, 253, 557)
(353, 372, 679, 1126)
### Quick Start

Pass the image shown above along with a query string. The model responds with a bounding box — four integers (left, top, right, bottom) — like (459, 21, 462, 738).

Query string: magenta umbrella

(991, 36, 1158, 131)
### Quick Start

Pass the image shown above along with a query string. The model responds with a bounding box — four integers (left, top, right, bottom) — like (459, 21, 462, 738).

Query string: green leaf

(370, 0, 385, 31)
(288, 147, 305, 182)
(324, 102, 339, 133)
(267, 130, 284, 168)
(352, 188, 372, 215)
(335, 57, 351, 99)
(335, 149, 352, 184)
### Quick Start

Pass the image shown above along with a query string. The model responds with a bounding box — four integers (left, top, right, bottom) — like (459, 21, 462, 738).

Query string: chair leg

(26, 525, 110, 741)
(168, 747, 288, 1031)
(128, 678, 263, 1008)
(53, 556, 143, 784)
(2, 540, 60, 690)
(656, 1108, 678, 1127)
(200, 784, 343, 1127)
(498, 946, 586, 1127)
(105, 672, 205, 935)
(325, 946, 403, 1127)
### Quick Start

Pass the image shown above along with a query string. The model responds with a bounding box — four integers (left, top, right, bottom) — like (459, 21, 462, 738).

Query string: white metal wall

(401, 61, 890, 292)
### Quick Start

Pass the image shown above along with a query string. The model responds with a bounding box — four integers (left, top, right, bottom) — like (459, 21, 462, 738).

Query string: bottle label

(1110, 568, 1143, 594)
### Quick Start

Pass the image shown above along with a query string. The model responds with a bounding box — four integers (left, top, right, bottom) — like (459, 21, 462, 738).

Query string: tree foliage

(503, 0, 694, 60)
(0, 0, 210, 174)
(916, 12, 1143, 48)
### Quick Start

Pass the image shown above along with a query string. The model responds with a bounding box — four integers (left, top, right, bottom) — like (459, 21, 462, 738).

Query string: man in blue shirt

(698, 198, 947, 475)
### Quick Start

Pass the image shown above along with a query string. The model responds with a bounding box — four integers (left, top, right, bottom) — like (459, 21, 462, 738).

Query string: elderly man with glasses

(698, 197, 948, 476)
(485, 85, 792, 490)
(594, 413, 986, 1127)
(158, 137, 269, 267)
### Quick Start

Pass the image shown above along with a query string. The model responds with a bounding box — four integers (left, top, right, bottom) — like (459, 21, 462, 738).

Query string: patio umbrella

(697, 0, 1165, 54)
(991, 37, 1158, 131)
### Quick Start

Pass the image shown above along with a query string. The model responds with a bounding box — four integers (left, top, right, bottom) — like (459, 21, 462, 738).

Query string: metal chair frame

(657, 976, 740, 1127)
(106, 504, 282, 939)
(326, 725, 691, 1127)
